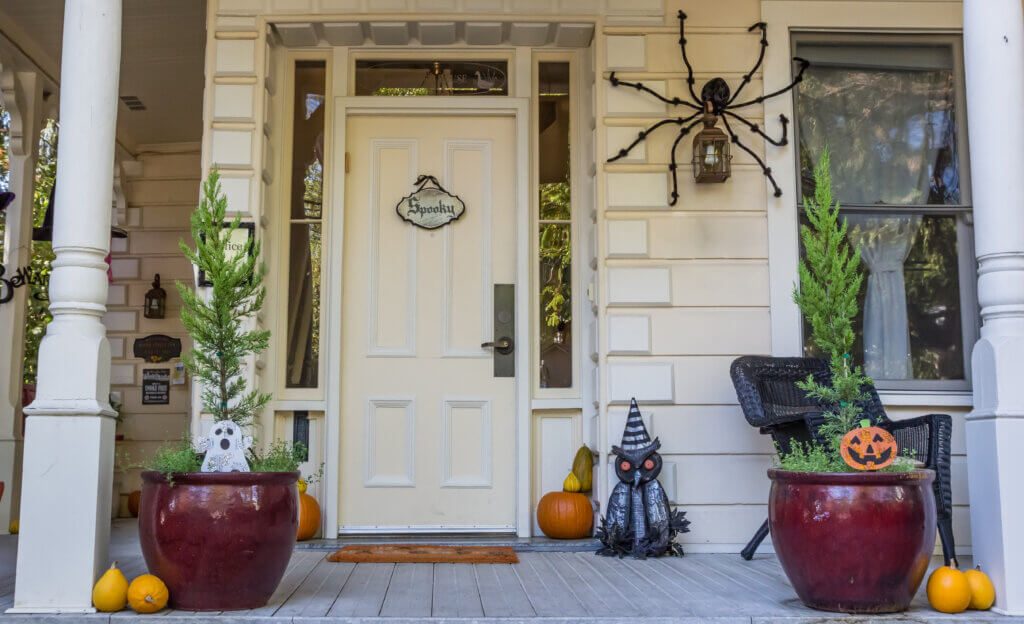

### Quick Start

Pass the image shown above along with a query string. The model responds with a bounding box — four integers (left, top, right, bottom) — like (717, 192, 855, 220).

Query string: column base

(967, 335, 1024, 616)
(11, 415, 114, 613)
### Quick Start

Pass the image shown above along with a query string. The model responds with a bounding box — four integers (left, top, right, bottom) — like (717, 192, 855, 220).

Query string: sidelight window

(537, 61, 572, 389)
(285, 60, 326, 389)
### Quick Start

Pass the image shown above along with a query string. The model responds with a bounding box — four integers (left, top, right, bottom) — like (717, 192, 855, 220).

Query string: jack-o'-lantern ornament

(840, 420, 897, 471)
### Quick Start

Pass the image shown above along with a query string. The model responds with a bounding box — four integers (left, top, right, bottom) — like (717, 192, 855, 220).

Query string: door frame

(324, 96, 532, 537)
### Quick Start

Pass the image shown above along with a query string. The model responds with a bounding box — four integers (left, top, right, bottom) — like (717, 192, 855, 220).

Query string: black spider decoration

(607, 10, 810, 203)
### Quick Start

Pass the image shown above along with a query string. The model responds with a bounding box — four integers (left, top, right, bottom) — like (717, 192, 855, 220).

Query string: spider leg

(666, 117, 705, 206)
(676, 11, 702, 106)
(726, 57, 810, 109)
(719, 114, 783, 198)
(607, 112, 702, 163)
(722, 110, 789, 147)
(608, 72, 701, 110)
(726, 21, 768, 107)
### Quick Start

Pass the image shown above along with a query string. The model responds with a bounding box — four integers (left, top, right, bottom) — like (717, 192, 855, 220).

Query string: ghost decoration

(597, 398, 690, 558)
(198, 420, 253, 473)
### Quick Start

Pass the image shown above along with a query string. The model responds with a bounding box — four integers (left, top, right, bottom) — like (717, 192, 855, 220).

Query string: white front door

(338, 112, 518, 532)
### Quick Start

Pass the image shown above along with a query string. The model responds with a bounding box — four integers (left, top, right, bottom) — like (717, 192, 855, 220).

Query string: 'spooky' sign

(396, 175, 466, 230)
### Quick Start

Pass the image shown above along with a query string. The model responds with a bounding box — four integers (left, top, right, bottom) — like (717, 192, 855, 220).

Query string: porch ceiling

(0, 0, 206, 152)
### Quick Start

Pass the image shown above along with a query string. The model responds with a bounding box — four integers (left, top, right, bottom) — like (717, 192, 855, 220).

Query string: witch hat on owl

(614, 397, 660, 454)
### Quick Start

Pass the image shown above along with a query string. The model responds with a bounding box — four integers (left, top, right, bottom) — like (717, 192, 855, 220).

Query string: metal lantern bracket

(606, 11, 810, 203)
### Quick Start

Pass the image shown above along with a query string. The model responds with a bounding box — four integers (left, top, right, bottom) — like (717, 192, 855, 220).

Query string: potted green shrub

(137, 171, 302, 611)
(769, 150, 936, 614)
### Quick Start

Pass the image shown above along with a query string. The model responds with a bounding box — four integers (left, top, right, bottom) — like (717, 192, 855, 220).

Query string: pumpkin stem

(949, 559, 959, 571)
(109, 561, 118, 570)
(145, 595, 155, 604)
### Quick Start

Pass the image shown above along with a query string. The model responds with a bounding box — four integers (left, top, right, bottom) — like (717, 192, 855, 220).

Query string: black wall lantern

(144, 274, 166, 319)
(692, 103, 732, 183)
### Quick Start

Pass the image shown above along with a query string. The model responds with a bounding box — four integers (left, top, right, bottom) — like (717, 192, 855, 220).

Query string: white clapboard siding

(645, 31, 765, 73)
(604, 168, 769, 212)
(108, 145, 199, 500)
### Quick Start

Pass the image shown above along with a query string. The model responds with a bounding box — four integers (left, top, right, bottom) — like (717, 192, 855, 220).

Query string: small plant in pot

(137, 171, 301, 612)
(770, 150, 936, 614)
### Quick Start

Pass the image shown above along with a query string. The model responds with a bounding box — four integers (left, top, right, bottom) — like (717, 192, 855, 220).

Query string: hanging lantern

(144, 274, 166, 319)
(692, 106, 732, 184)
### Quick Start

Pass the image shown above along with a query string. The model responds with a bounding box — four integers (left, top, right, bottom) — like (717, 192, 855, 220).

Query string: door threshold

(296, 533, 600, 553)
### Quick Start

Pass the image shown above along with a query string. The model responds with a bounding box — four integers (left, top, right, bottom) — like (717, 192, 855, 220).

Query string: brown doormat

(326, 544, 519, 564)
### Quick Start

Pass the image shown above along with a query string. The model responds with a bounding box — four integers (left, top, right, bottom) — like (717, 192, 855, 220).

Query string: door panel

(340, 113, 517, 531)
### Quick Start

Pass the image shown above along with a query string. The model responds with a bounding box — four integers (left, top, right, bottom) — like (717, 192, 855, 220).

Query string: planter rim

(141, 470, 300, 486)
(767, 468, 934, 486)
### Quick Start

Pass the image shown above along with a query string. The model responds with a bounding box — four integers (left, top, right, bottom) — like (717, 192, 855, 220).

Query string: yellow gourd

(571, 446, 593, 492)
(562, 472, 582, 493)
(297, 478, 307, 494)
(927, 561, 972, 614)
(92, 562, 129, 612)
(965, 565, 996, 610)
(8, 520, 17, 534)
(127, 574, 169, 614)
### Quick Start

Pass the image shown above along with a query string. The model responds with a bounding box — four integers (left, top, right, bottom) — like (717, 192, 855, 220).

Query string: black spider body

(597, 399, 690, 559)
(607, 11, 810, 202)
(701, 77, 731, 112)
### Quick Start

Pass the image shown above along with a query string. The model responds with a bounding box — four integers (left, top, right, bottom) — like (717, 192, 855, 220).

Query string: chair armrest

(730, 357, 770, 428)
(887, 413, 954, 520)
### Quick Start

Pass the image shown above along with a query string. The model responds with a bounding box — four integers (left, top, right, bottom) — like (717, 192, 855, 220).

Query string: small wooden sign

(142, 368, 171, 405)
(133, 334, 182, 363)
(840, 425, 897, 471)
(396, 175, 465, 230)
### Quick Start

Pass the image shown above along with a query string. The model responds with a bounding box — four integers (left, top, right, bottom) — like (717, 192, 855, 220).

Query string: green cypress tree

(792, 148, 870, 450)
(177, 169, 270, 427)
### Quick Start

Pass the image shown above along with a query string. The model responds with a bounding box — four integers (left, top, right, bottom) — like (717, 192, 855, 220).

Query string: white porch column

(0, 65, 43, 535)
(963, 0, 1024, 615)
(9, 0, 121, 614)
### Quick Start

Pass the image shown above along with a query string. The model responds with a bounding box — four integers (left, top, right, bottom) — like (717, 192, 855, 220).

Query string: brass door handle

(481, 337, 514, 355)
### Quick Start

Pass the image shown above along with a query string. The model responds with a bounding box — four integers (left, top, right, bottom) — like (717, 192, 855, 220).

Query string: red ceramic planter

(768, 469, 936, 614)
(139, 471, 300, 611)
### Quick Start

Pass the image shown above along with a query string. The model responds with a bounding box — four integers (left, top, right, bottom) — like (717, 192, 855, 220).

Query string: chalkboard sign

(142, 368, 171, 405)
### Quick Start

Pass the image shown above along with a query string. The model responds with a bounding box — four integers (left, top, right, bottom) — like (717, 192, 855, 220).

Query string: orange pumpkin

(297, 492, 321, 541)
(840, 425, 897, 470)
(536, 491, 592, 539)
(127, 490, 142, 517)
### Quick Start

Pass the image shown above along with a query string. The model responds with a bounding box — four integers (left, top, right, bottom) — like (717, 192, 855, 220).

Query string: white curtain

(845, 215, 922, 380)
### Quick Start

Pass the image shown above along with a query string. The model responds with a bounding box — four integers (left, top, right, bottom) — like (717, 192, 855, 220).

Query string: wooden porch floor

(0, 521, 1017, 623)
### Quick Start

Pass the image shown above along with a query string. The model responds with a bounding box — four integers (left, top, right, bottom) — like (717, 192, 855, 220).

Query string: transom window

(794, 35, 976, 391)
(355, 59, 508, 96)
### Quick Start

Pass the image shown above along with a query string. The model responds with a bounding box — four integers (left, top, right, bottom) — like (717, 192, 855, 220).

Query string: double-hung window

(793, 34, 977, 391)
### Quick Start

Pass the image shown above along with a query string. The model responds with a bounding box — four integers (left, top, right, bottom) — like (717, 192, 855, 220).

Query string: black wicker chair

(730, 355, 955, 564)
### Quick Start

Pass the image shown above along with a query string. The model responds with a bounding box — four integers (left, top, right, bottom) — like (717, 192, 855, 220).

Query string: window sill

(877, 390, 973, 408)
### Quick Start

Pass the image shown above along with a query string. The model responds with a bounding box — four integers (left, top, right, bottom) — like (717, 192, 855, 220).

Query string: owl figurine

(597, 398, 690, 558)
